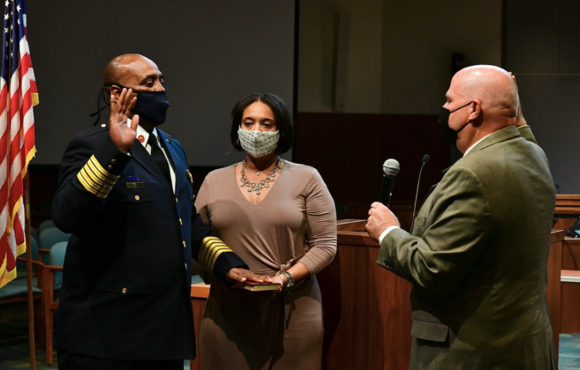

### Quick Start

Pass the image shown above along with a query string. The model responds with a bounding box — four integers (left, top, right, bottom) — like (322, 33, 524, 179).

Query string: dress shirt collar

(463, 133, 492, 157)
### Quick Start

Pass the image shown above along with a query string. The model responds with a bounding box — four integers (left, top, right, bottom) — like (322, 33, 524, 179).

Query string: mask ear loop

(89, 87, 110, 126)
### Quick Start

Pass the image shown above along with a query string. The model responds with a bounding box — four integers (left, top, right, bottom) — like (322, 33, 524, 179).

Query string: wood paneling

(553, 194, 580, 232)
(295, 113, 450, 220)
(561, 238, 580, 333)
(317, 220, 412, 370)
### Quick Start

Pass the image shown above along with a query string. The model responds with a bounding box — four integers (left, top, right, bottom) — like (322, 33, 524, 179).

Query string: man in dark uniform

(53, 54, 261, 370)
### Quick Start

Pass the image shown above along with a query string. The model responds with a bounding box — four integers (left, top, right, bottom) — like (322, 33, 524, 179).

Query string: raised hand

(109, 88, 139, 153)
(509, 72, 526, 127)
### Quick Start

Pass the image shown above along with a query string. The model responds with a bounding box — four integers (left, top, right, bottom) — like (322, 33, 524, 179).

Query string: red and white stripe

(0, 14, 37, 288)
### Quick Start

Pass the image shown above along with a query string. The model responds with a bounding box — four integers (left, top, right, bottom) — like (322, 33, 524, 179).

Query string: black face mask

(106, 84, 170, 126)
(437, 101, 472, 146)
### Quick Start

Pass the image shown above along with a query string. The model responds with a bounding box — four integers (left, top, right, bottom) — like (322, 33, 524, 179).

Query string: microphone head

(422, 154, 430, 164)
(383, 158, 400, 176)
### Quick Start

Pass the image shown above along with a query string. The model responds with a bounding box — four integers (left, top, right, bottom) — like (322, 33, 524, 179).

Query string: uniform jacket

(52, 124, 242, 360)
(378, 125, 557, 369)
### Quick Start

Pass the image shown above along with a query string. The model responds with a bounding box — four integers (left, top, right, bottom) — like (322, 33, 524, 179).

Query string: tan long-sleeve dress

(195, 161, 337, 370)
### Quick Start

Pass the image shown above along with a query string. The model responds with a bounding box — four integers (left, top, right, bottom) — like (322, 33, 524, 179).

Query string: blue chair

(38, 228, 70, 259)
(38, 219, 55, 233)
(43, 241, 67, 365)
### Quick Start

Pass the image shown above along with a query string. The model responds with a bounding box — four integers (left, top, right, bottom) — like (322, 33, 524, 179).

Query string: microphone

(411, 154, 430, 233)
(378, 158, 400, 206)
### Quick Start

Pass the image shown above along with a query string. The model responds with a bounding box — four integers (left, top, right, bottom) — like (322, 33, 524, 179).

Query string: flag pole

(24, 172, 36, 370)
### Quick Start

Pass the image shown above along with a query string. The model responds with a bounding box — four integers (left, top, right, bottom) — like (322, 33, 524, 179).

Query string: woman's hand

(270, 275, 285, 286)
(109, 88, 139, 153)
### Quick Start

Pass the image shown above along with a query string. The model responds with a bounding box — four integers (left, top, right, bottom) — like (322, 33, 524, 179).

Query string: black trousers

(57, 348, 184, 370)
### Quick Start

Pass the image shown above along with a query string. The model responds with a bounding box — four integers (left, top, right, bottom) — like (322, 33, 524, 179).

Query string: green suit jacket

(378, 125, 557, 369)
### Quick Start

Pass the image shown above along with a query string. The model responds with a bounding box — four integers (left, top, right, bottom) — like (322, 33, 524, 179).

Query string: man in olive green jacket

(367, 66, 556, 369)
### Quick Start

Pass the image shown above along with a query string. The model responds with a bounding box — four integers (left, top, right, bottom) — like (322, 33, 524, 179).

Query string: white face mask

(237, 127, 280, 158)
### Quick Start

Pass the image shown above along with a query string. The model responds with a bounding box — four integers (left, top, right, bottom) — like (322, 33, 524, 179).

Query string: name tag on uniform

(126, 182, 144, 189)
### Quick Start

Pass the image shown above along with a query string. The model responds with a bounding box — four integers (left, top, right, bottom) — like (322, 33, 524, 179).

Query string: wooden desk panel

(563, 237, 580, 270)
(317, 220, 412, 370)
(553, 194, 580, 231)
(561, 238, 580, 333)
(557, 194, 580, 207)
(190, 282, 210, 370)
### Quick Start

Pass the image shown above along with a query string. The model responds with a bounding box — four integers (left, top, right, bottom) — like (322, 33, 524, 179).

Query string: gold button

(166, 139, 170, 142)
(122, 288, 127, 294)
(184, 263, 188, 270)
(179, 218, 183, 225)
(108, 165, 113, 170)
(175, 197, 179, 203)
(183, 241, 186, 248)
(111, 159, 117, 164)
(100, 123, 106, 128)
(135, 195, 140, 201)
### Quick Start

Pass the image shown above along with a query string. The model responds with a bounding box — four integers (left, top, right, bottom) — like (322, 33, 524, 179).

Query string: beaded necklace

(240, 157, 281, 195)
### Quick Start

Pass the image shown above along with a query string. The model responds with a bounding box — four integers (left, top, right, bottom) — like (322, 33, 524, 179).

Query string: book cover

(240, 281, 282, 292)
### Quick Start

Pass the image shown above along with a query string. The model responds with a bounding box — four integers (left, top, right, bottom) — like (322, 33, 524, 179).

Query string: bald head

(451, 65, 518, 124)
(103, 54, 160, 87)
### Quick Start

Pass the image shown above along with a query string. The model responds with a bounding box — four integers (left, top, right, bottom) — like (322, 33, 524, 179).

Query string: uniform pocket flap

(411, 319, 449, 342)
(95, 273, 151, 295)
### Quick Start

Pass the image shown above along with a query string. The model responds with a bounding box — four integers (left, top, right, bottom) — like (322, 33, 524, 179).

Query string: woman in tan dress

(194, 93, 337, 370)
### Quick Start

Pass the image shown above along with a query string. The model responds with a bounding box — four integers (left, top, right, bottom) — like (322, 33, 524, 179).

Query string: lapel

(129, 134, 172, 189)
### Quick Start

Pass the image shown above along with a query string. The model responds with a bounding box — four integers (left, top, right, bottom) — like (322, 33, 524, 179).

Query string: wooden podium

(317, 219, 412, 370)
(554, 194, 580, 230)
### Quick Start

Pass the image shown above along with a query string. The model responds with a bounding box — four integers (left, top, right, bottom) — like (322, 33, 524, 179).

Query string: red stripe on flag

(0, 0, 38, 288)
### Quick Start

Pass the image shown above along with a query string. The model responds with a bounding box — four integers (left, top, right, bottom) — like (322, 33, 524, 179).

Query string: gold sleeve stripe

(199, 236, 234, 272)
(204, 245, 228, 268)
(77, 171, 107, 197)
(199, 240, 226, 268)
(78, 172, 110, 199)
(77, 155, 120, 198)
(202, 239, 230, 267)
(199, 237, 220, 263)
(208, 248, 229, 271)
(86, 157, 117, 185)
(79, 167, 114, 192)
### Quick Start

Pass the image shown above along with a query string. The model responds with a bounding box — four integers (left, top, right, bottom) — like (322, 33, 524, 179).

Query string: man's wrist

(379, 225, 400, 244)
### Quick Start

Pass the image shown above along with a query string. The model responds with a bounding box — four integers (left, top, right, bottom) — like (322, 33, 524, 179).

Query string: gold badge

(126, 182, 144, 188)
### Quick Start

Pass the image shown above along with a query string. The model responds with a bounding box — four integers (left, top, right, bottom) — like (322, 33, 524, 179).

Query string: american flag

(0, 0, 38, 289)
